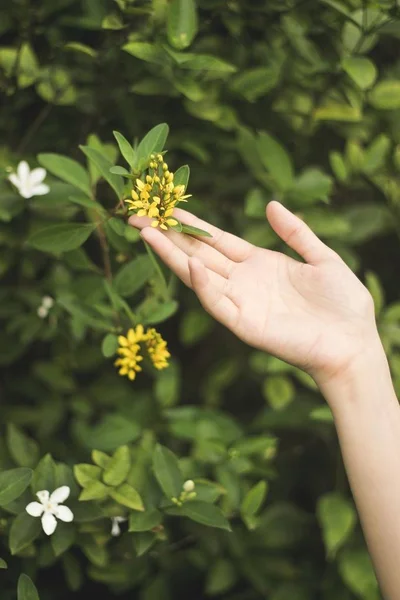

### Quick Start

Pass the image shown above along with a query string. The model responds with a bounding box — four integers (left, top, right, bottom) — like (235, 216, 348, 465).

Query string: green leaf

(79, 481, 110, 501)
(114, 255, 154, 297)
(10, 512, 41, 554)
(338, 548, 378, 597)
(241, 481, 268, 529)
(110, 483, 144, 510)
(113, 131, 136, 169)
(181, 224, 212, 237)
(38, 153, 91, 197)
(180, 501, 231, 531)
(18, 574, 40, 600)
(167, 0, 198, 50)
(173, 165, 190, 189)
(180, 309, 212, 346)
(329, 151, 349, 182)
(206, 559, 236, 595)
(91, 450, 111, 469)
(76, 414, 140, 452)
(313, 103, 361, 122)
(363, 134, 391, 175)
(365, 271, 384, 317)
(152, 444, 183, 499)
(317, 493, 357, 558)
(257, 132, 294, 191)
(80, 146, 124, 200)
(101, 333, 119, 357)
(177, 54, 237, 74)
(68, 194, 107, 216)
(0, 558, 7, 569)
(290, 169, 333, 203)
(263, 376, 295, 411)
(73, 464, 102, 487)
(64, 42, 97, 58)
(103, 446, 131, 487)
(369, 80, 400, 110)
(6, 424, 39, 468)
(51, 522, 76, 557)
(230, 67, 280, 102)
(31, 454, 56, 493)
(132, 532, 157, 557)
(136, 123, 169, 170)
(140, 299, 179, 325)
(36, 67, 77, 105)
(28, 223, 97, 254)
(309, 406, 334, 422)
(109, 166, 131, 177)
(129, 508, 162, 532)
(0, 468, 33, 506)
(122, 42, 166, 66)
(342, 57, 377, 90)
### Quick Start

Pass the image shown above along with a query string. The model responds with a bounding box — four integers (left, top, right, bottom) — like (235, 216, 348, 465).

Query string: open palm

(129, 202, 376, 385)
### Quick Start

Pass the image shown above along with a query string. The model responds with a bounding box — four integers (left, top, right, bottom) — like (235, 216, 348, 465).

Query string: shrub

(1, 1, 400, 599)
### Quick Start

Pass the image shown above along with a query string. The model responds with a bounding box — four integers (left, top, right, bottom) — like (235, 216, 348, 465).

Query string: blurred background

(1, 0, 400, 599)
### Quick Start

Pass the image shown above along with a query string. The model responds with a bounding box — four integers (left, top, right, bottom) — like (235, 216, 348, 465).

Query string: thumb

(266, 201, 338, 265)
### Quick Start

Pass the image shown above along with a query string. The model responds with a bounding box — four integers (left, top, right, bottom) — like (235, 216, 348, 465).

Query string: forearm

(317, 336, 400, 600)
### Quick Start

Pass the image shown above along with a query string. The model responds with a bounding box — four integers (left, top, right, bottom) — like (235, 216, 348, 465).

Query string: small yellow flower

(145, 328, 170, 369)
(115, 327, 146, 381)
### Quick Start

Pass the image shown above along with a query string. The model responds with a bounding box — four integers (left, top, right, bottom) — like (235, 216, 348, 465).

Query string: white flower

(37, 306, 48, 319)
(8, 160, 50, 199)
(183, 480, 195, 493)
(26, 486, 74, 536)
(42, 296, 54, 309)
(111, 516, 127, 537)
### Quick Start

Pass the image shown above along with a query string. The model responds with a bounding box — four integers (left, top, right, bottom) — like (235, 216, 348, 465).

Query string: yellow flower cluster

(114, 324, 170, 381)
(125, 153, 191, 231)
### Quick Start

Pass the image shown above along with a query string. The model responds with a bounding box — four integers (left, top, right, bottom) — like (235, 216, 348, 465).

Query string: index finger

(172, 208, 254, 263)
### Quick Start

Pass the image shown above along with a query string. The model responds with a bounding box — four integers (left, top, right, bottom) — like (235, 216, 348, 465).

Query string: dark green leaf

(0, 468, 33, 506)
(18, 574, 40, 600)
(181, 224, 212, 237)
(129, 508, 162, 532)
(136, 123, 169, 170)
(80, 146, 124, 200)
(10, 513, 41, 554)
(257, 132, 294, 191)
(38, 154, 91, 197)
(180, 501, 231, 531)
(6, 424, 39, 468)
(101, 333, 119, 357)
(114, 255, 154, 297)
(167, 0, 198, 50)
(28, 223, 97, 254)
(152, 444, 183, 499)
(113, 131, 136, 169)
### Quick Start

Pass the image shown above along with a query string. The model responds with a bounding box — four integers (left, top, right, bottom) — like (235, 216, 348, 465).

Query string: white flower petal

(42, 512, 57, 535)
(55, 505, 74, 522)
(8, 173, 20, 188)
(19, 184, 34, 199)
(17, 161, 30, 183)
(26, 502, 44, 517)
(50, 486, 70, 504)
(36, 490, 49, 503)
(111, 519, 121, 537)
(31, 183, 50, 197)
(29, 167, 46, 186)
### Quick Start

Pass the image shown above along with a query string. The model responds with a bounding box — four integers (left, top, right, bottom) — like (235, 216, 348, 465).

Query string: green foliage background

(1, 0, 400, 599)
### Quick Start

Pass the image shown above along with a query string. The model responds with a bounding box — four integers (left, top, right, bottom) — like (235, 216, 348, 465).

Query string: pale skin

(130, 201, 400, 600)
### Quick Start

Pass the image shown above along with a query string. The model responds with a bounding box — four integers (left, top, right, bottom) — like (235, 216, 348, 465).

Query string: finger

(188, 257, 239, 332)
(129, 213, 233, 278)
(140, 227, 227, 290)
(173, 208, 253, 263)
(266, 201, 339, 265)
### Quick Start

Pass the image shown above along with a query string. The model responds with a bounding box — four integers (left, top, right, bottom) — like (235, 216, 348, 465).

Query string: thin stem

(144, 240, 170, 300)
(97, 222, 112, 281)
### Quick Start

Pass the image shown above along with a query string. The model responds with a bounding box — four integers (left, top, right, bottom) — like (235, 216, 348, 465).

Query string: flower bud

(42, 296, 54, 309)
(183, 480, 195, 493)
(37, 306, 48, 319)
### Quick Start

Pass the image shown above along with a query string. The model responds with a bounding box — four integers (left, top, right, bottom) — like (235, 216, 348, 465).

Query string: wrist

(313, 332, 397, 415)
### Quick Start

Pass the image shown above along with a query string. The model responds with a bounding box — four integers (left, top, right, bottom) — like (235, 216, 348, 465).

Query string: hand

(129, 202, 380, 388)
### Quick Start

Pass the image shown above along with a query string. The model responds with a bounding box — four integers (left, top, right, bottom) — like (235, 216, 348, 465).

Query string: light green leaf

(342, 57, 377, 90)
(309, 406, 334, 422)
(78, 481, 110, 501)
(80, 145, 124, 200)
(6, 424, 39, 468)
(178, 54, 237, 74)
(338, 548, 378, 597)
(102, 13, 124, 30)
(180, 500, 231, 531)
(0, 468, 33, 506)
(152, 444, 183, 499)
(129, 508, 162, 532)
(0, 558, 7, 569)
(290, 169, 333, 203)
(241, 481, 268, 528)
(73, 464, 102, 487)
(167, 0, 198, 50)
(101, 333, 119, 358)
(263, 376, 295, 411)
(28, 223, 97, 254)
(257, 132, 294, 191)
(103, 446, 131, 487)
(181, 224, 212, 237)
(36, 66, 77, 106)
(10, 513, 41, 555)
(64, 42, 97, 58)
(113, 131, 136, 169)
(329, 151, 349, 182)
(109, 166, 131, 176)
(68, 194, 107, 216)
(363, 134, 391, 175)
(369, 80, 400, 110)
(136, 123, 169, 170)
(38, 153, 91, 197)
(110, 483, 144, 511)
(173, 165, 190, 189)
(114, 255, 154, 297)
(91, 450, 111, 469)
(18, 574, 40, 600)
(365, 271, 384, 317)
(313, 103, 361, 122)
(317, 492, 357, 557)
(123, 42, 166, 66)
(230, 67, 280, 102)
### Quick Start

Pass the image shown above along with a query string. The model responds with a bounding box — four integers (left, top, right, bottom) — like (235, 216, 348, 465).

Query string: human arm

(129, 201, 400, 599)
